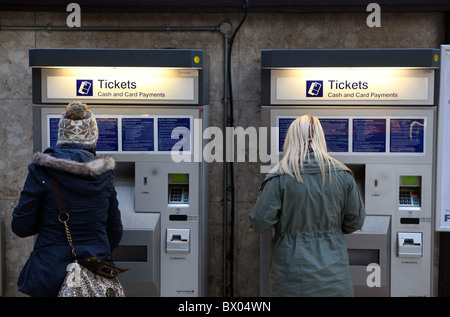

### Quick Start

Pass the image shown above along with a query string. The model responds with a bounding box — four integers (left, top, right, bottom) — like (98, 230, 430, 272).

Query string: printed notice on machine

(157, 117, 191, 152)
(352, 118, 386, 152)
(96, 117, 119, 152)
(122, 117, 155, 151)
(320, 118, 349, 152)
(390, 118, 425, 153)
(278, 117, 349, 153)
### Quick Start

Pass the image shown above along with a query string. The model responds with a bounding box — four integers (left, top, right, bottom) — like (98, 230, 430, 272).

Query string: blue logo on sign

(306, 80, 323, 97)
(76, 80, 93, 96)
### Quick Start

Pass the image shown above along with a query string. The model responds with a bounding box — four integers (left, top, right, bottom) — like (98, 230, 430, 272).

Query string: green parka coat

(249, 156, 365, 297)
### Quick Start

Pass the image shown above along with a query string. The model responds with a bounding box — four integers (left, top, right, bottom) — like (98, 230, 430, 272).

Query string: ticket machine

(30, 48, 210, 296)
(260, 49, 439, 296)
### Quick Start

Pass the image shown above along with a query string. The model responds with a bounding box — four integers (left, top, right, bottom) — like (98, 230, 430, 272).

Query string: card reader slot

(169, 215, 188, 221)
(400, 217, 420, 225)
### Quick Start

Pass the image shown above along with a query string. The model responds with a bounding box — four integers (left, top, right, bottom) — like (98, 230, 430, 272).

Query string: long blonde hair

(279, 115, 347, 183)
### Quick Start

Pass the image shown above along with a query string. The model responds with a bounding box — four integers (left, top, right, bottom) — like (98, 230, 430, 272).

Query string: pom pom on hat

(65, 102, 88, 120)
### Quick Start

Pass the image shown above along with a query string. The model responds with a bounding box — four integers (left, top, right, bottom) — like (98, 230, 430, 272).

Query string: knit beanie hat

(57, 101, 99, 148)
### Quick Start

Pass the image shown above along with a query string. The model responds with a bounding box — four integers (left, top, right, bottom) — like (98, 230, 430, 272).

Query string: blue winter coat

(12, 145, 123, 297)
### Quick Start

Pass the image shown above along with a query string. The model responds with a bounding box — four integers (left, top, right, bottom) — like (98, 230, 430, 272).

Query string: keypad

(169, 187, 189, 203)
(399, 190, 419, 206)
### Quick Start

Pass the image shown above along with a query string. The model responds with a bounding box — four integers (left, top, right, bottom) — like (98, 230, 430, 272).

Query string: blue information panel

(390, 118, 424, 153)
(353, 118, 386, 152)
(96, 118, 119, 152)
(49, 115, 193, 153)
(277, 116, 424, 155)
(50, 117, 119, 151)
(320, 119, 349, 152)
(278, 118, 295, 152)
(157, 117, 191, 152)
(122, 118, 155, 151)
(49, 117, 59, 146)
(278, 117, 349, 153)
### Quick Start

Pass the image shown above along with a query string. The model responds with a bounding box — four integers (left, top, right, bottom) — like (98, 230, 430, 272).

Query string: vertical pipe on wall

(222, 28, 230, 297)
(223, 2, 248, 296)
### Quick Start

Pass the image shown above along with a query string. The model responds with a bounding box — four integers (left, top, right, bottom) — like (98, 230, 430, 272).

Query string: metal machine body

(30, 49, 210, 296)
(260, 49, 439, 296)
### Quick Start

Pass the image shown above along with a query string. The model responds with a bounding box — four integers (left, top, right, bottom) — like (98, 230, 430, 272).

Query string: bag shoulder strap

(49, 176, 67, 215)
(48, 176, 77, 259)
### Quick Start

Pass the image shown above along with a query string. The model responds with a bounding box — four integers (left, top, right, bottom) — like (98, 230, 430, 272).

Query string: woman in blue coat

(12, 102, 123, 297)
(250, 115, 365, 296)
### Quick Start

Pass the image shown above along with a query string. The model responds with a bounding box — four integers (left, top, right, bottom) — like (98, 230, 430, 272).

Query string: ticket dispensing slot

(398, 232, 422, 258)
(167, 229, 190, 253)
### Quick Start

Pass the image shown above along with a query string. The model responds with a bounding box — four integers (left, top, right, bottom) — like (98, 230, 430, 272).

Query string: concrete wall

(0, 10, 445, 297)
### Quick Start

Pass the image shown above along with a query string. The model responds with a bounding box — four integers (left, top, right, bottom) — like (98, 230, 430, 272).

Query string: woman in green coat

(250, 115, 365, 297)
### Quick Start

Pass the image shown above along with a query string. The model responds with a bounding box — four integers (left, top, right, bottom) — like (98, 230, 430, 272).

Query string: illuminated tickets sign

(271, 69, 435, 105)
(41, 68, 198, 104)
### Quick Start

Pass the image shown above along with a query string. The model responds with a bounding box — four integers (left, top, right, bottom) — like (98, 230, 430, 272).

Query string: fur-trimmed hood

(32, 152, 115, 177)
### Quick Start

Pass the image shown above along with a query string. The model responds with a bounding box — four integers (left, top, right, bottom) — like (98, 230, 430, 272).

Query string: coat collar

(32, 151, 115, 177)
(260, 155, 349, 190)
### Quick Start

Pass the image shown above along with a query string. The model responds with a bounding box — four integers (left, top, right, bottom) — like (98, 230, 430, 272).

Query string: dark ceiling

(0, 0, 449, 13)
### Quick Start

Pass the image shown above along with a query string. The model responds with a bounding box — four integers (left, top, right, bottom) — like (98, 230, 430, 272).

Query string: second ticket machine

(260, 49, 439, 296)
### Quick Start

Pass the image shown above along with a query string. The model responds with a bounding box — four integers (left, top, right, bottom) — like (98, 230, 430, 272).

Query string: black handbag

(48, 176, 127, 297)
